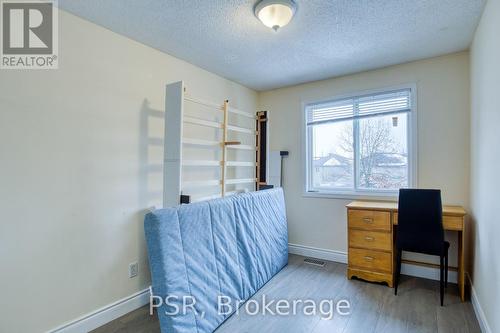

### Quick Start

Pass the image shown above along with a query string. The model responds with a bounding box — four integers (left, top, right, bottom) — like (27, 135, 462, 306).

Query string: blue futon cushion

(144, 188, 288, 333)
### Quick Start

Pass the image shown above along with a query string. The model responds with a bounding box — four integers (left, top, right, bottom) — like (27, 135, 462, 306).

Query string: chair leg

(395, 249, 402, 295)
(440, 255, 445, 306)
(445, 251, 449, 289)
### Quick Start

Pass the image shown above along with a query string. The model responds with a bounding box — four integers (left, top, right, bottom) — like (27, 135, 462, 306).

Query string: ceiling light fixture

(254, 0, 296, 32)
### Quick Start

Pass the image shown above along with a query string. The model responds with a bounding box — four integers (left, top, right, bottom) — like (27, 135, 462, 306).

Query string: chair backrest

(396, 189, 444, 255)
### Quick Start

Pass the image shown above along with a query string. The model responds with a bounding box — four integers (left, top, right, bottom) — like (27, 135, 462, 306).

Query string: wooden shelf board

(226, 161, 255, 167)
(184, 116, 222, 129)
(182, 160, 221, 167)
(225, 178, 256, 185)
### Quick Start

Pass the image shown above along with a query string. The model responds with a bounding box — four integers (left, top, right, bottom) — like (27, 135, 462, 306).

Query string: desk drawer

(348, 210, 391, 231)
(349, 248, 392, 273)
(443, 216, 463, 231)
(349, 230, 391, 251)
(393, 213, 463, 231)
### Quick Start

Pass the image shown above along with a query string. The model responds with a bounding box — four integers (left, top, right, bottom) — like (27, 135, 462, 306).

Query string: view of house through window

(306, 88, 414, 194)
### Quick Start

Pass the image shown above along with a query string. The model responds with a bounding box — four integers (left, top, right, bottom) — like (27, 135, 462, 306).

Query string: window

(304, 87, 415, 196)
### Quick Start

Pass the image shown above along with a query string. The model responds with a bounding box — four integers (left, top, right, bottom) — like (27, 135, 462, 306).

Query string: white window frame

(302, 84, 418, 200)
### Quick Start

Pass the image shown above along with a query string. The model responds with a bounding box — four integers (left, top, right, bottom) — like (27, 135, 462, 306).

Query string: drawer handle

(363, 217, 374, 224)
(364, 256, 374, 261)
(364, 236, 375, 241)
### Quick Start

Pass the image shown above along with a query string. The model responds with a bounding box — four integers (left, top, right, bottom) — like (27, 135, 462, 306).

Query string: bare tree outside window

(312, 115, 408, 191)
(339, 116, 407, 189)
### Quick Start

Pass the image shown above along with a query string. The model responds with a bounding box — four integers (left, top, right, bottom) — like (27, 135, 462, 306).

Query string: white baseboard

(47, 288, 150, 333)
(469, 274, 492, 333)
(401, 262, 457, 283)
(289, 243, 348, 264)
(288, 243, 457, 283)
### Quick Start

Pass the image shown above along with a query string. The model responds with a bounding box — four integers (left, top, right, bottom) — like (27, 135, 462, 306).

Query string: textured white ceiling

(59, 0, 485, 91)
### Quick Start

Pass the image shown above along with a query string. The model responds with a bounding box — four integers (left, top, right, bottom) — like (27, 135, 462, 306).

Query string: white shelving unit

(164, 81, 257, 207)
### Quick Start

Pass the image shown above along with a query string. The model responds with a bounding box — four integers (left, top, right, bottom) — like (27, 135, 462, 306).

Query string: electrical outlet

(129, 262, 138, 278)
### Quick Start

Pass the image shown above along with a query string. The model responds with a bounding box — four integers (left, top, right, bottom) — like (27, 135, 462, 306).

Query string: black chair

(394, 189, 449, 306)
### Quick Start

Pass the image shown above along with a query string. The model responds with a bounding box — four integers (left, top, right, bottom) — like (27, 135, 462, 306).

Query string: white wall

(0, 10, 257, 333)
(259, 52, 470, 267)
(470, 0, 500, 331)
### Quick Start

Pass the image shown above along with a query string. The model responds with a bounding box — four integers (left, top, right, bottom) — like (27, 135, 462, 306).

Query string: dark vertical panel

(256, 111, 268, 187)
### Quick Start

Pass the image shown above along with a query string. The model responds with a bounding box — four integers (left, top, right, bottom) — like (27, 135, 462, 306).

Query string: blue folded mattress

(144, 188, 288, 333)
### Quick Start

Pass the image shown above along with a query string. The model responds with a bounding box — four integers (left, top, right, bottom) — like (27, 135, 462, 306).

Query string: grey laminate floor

(91, 255, 480, 333)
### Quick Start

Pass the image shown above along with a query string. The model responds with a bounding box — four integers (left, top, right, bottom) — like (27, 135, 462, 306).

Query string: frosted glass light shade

(255, 0, 296, 31)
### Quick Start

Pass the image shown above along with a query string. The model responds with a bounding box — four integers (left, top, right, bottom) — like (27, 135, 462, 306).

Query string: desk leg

(458, 229, 465, 302)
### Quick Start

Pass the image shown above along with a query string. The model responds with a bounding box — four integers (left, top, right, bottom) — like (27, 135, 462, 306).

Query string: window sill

(302, 191, 398, 201)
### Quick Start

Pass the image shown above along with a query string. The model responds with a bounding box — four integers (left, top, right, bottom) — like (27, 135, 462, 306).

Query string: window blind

(306, 88, 411, 125)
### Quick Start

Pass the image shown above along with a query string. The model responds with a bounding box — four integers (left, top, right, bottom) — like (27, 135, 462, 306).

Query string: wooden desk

(346, 200, 467, 301)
